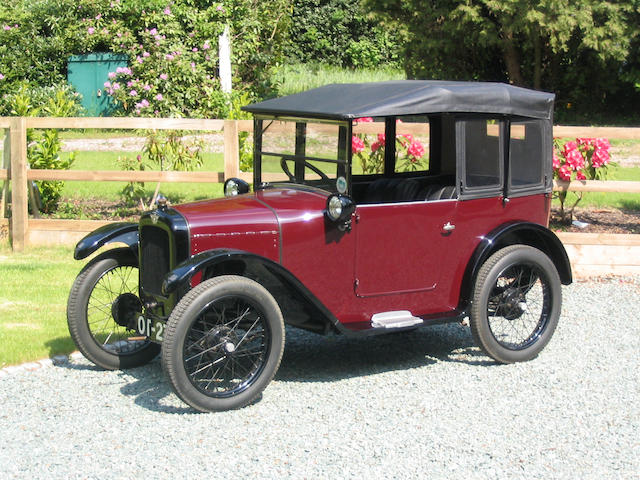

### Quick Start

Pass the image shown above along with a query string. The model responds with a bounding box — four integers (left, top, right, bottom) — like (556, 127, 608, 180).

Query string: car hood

(172, 186, 329, 259)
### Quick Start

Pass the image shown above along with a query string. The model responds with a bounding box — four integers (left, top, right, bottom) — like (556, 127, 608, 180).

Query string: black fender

(162, 249, 339, 332)
(74, 222, 138, 260)
(459, 222, 572, 307)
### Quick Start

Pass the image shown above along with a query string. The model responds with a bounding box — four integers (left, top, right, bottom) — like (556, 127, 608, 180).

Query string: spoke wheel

(162, 276, 284, 412)
(67, 248, 160, 370)
(470, 245, 561, 363)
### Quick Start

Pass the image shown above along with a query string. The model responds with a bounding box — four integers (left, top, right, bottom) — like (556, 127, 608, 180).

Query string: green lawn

(0, 242, 80, 367)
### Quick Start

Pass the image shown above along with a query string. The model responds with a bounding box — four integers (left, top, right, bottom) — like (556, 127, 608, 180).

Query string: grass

(276, 62, 405, 96)
(0, 242, 80, 367)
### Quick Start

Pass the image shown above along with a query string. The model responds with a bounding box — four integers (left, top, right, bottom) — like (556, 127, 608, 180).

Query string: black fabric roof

(243, 81, 555, 120)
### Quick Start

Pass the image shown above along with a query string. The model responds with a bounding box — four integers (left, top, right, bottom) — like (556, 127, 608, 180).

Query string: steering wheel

(280, 156, 331, 184)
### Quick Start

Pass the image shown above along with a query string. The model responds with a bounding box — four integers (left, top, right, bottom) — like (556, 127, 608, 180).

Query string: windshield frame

(253, 115, 352, 195)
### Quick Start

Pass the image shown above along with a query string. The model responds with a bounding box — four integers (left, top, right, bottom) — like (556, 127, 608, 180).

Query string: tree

(366, 0, 635, 88)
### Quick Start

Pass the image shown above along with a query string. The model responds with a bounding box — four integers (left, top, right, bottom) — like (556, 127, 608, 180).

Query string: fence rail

(1, 117, 640, 277)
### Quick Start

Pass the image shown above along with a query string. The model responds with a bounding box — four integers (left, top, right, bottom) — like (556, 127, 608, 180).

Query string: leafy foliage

(0, 0, 292, 117)
(287, 0, 401, 68)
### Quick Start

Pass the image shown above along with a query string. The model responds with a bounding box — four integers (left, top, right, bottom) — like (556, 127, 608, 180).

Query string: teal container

(67, 53, 129, 116)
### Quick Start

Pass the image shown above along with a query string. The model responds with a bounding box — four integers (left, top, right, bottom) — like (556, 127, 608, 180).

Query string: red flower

(576, 171, 586, 181)
(595, 138, 610, 151)
(563, 141, 579, 157)
(407, 140, 425, 159)
(351, 136, 365, 154)
(558, 164, 572, 181)
(377, 133, 385, 143)
(592, 148, 609, 168)
(371, 140, 383, 152)
(565, 149, 585, 170)
(354, 117, 373, 124)
(576, 138, 594, 147)
(552, 152, 561, 169)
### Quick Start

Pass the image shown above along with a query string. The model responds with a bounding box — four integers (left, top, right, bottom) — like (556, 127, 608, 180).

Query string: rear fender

(459, 222, 572, 308)
(74, 222, 138, 260)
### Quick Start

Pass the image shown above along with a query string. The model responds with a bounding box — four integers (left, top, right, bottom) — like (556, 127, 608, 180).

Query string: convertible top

(243, 80, 555, 120)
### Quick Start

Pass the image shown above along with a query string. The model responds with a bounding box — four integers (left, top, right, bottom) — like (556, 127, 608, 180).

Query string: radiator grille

(140, 226, 171, 295)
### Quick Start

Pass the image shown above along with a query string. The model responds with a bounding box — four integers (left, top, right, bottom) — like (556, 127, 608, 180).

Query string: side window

(509, 120, 546, 195)
(457, 119, 503, 198)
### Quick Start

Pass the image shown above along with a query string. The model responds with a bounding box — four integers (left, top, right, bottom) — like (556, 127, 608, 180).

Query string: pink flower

(0, 73, 5, 80)
(155, 93, 163, 101)
(191, 62, 196, 70)
(595, 138, 610, 151)
(565, 149, 585, 170)
(192, 47, 198, 52)
(149, 28, 158, 36)
(576, 138, 594, 147)
(108, 71, 116, 79)
(407, 140, 425, 158)
(354, 117, 373, 124)
(552, 152, 561, 169)
(117, 32, 122, 38)
(216, 5, 224, 11)
(377, 133, 386, 143)
(129, 89, 137, 96)
(3, 25, 11, 31)
(136, 56, 143, 64)
(165, 54, 174, 60)
(103, 81, 111, 88)
(126, 80, 134, 87)
(576, 171, 587, 181)
(159, 73, 168, 80)
(558, 164, 572, 181)
(95, 14, 102, 20)
(400, 134, 414, 144)
(143, 84, 151, 91)
(87, 27, 95, 35)
(592, 148, 610, 168)
(352, 136, 365, 154)
(143, 51, 150, 57)
(203, 41, 210, 50)
(163, 7, 171, 15)
(563, 141, 578, 156)
(112, 82, 120, 90)
(371, 141, 383, 152)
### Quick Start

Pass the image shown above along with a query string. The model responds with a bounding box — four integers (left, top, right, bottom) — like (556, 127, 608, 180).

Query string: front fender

(74, 222, 138, 260)
(162, 249, 241, 295)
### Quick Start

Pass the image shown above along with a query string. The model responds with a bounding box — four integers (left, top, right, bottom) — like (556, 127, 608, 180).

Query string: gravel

(1, 278, 639, 479)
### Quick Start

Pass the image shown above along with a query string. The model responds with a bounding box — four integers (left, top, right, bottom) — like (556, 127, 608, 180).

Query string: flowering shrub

(553, 137, 613, 222)
(352, 118, 428, 174)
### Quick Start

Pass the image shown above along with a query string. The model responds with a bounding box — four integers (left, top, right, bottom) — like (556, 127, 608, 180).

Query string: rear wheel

(470, 245, 561, 363)
(67, 248, 160, 369)
(162, 275, 285, 412)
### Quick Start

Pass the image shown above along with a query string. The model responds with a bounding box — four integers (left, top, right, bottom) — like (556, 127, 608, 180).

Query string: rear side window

(509, 120, 546, 195)
(457, 119, 503, 198)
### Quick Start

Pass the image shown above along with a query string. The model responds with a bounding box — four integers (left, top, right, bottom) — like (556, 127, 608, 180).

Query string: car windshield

(254, 116, 350, 193)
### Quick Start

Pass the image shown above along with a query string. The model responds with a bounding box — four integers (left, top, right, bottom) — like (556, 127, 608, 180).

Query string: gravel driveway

(1, 278, 638, 479)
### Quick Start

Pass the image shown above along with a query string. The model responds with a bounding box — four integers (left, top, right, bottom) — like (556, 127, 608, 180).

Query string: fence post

(10, 117, 28, 251)
(223, 119, 239, 180)
(1, 127, 10, 217)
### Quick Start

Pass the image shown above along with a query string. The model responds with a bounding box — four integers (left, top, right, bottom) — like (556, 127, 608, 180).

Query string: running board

(371, 311, 423, 329)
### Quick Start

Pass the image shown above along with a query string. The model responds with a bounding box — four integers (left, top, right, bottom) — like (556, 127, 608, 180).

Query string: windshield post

(295, 122, 306, 181)
(253, 118, 263, 187)
(384, 116, 396, 176)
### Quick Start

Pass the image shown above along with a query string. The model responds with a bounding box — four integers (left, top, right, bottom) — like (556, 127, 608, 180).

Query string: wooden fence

(1, 116, 640, 277)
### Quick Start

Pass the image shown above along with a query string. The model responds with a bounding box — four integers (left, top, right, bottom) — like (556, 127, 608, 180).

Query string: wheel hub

(496, 289, 526, 320)
(111, 293, 142, 328)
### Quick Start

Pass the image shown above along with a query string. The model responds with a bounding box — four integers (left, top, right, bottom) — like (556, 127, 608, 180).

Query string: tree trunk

(502, 30, 525, 86)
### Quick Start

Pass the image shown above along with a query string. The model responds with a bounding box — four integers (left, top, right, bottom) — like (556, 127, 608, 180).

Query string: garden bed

(550, 207, 640, 234)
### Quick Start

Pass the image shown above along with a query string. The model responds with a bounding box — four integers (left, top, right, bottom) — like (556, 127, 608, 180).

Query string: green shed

(67, 53, 129, 116)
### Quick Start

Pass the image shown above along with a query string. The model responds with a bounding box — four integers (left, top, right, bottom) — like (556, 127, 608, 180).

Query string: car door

(354, 198, 457, 298)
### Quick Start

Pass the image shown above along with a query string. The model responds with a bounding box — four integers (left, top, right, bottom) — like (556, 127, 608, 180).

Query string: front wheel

(161, 275, 285, 412)
(66, 248, 160, 370)
(470, 245, 562, 364)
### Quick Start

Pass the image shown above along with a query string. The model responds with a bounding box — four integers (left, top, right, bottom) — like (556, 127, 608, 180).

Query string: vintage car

(67, 81, 572, 412)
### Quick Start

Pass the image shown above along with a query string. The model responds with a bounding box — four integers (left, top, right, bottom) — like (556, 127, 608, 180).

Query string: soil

(550, 207, 640, 234)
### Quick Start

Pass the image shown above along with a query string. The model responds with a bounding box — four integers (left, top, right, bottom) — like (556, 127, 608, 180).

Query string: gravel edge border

(0, 351, 84, 377)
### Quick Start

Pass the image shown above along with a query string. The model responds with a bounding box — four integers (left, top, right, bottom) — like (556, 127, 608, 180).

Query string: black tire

(67, 248, 160, 370)
(470, 245, 562, 364)
(161, 275, 285, 412)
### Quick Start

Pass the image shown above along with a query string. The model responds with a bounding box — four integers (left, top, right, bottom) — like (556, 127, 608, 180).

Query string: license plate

(136, 315, 166, 343)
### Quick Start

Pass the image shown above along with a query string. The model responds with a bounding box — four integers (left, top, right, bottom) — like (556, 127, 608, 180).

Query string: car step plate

(371, 310, 423, 329)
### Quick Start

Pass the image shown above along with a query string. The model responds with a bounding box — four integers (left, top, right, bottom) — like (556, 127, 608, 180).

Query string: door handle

(442, 222, 456, 232)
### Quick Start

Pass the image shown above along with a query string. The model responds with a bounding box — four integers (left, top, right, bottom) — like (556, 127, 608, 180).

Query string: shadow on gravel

(117, 363, 200, 415)
(276, 323, 494, 383)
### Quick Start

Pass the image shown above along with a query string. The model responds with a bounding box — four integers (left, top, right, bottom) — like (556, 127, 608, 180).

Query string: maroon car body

(68, 81, 572, 412)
